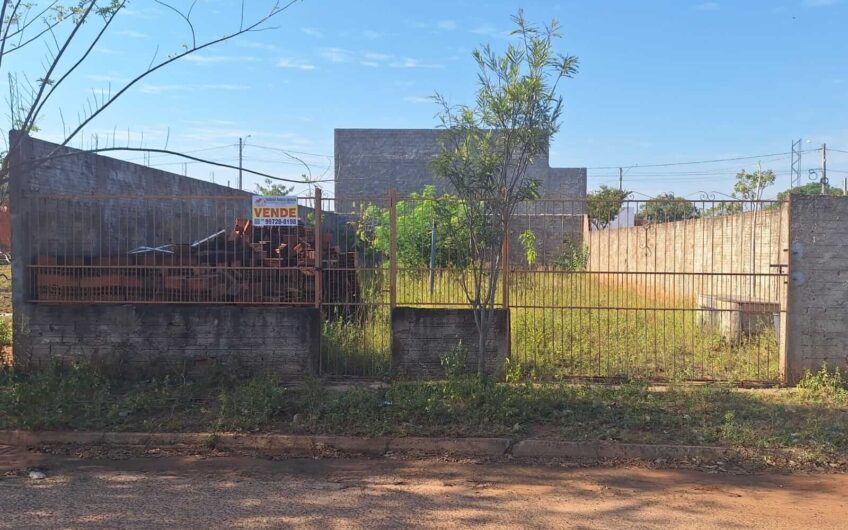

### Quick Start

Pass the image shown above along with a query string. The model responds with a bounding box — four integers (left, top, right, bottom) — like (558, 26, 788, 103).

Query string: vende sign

(252, 196, 299, 226)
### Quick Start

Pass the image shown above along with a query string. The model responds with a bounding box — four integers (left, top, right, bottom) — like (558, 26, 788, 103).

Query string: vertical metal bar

(501, 221, 510, 310)
(314, 187, 323, 308)
(389, 189, 397, 310)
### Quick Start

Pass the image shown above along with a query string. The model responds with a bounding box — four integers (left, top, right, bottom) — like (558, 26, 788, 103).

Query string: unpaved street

(1, 450, 846, 529)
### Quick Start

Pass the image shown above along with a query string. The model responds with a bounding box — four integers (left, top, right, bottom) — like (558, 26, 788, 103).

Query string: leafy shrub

(440, 342, 469, 381)
(797, 364, 847, 400)
(553, 239, 589, 271)
(358, 185, 472, 269)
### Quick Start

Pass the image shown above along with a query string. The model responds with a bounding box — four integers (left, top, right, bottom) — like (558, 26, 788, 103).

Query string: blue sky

(10, 0, 848, 198)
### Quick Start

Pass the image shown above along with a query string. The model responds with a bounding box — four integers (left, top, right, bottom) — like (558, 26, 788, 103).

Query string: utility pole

(238, 137, 244, 191)
(791, 139, 802, 188)
(821, 143, 828, 194)
(619, 167, 623, 191)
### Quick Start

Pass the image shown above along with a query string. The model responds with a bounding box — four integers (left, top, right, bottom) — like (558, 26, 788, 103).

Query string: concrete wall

(785, 195, 848, 382)
(391, 307, 509, 378)
(334, 128, 587, 207)
(8, 133, 318, 373)
(9, 132, 250, 265)
(584, 206, 789, 305)
(17, 305, 320, 375)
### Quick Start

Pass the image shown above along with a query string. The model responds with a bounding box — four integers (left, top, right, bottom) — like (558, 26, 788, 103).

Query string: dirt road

(1, 449, 846, 529)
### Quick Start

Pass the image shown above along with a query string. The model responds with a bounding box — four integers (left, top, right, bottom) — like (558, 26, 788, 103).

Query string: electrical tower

(791, 138, 802, 188)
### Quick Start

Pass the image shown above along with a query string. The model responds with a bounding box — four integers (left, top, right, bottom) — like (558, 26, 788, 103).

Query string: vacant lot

(324, 271, 780, 382)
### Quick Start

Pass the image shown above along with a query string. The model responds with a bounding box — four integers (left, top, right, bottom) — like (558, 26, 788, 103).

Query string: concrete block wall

(19, 305, 320, 375)
(584, 206, 789, 305)
(391, 307, 509, 378)
(7, 133, 317, 373)
(785, 195, 848, 382)
(334, 129, 587, 205)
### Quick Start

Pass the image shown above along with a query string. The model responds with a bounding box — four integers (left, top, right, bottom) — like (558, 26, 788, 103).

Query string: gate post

(314, 187, 322, 308)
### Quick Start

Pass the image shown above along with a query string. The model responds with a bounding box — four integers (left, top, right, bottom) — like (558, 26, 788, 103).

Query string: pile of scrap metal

(32, 218, 360, 310)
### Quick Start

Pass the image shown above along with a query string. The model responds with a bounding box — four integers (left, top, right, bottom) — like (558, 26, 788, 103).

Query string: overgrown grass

(1, 363, 844, 465)
(323, 270, 780, 382)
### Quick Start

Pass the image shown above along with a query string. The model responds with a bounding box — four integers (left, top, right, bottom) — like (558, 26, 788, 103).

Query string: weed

(440, 342, 469, 381)
(216, 378, 287, 432)
(798, 364, 847, 401)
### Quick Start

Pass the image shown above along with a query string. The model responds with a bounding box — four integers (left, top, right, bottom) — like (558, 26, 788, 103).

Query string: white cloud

(694, 2, 720, 10)
(404, 96, 434, 104)
(363, 52, 393, 61)
(138, 83, 249, 94)
(318, 47, 357, 63)
(470, 25, 496, 35)
(389, 57, 444, 69)
(301, 27, 324, 38)
(115, 29, 149, 39)
(319, 49, 442, 69)
(183, 55, 262, 65)
(437, 20, 458, 30)
(361, 30, 384, 39)
(276, 58, 316, 70)
(235, 41, 279, 51)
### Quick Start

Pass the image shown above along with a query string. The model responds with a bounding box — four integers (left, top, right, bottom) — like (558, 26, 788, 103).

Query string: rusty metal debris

(32, 218, 359, 310)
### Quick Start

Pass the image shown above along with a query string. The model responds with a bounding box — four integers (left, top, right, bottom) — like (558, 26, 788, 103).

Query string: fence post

(501, 223, 510, 309)
(314, 187, 322, 308)
(389, 188, 398, 310)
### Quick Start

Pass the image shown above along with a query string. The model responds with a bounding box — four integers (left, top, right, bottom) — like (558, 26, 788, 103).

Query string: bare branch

(53, 0, 299, 155)
(153, 0, 196, 48)
(20, 0, 98, 134)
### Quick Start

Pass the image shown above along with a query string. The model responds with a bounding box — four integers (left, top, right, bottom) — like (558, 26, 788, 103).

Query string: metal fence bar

(21, 193, 789, 382)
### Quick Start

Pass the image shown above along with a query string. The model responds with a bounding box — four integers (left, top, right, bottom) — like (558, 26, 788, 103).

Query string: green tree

(587, 185, 630, 229)
(254, 178, 294, 196)
(431, 11, 578, 376)
(358, 186, 472, 269)
(733, 167, 776, 209)
(776, 182, 845, 202)
(636, 193, 699, 223)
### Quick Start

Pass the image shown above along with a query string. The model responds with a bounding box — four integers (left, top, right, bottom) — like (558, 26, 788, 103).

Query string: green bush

(358, 185, 472, 269)
(798, 364, 847, 400)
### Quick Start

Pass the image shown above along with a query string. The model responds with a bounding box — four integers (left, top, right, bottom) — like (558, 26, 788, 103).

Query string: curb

(0, 430, 736, 462)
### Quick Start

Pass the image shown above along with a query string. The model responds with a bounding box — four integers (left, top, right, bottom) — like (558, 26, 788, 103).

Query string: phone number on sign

(255, 218, 298, 226)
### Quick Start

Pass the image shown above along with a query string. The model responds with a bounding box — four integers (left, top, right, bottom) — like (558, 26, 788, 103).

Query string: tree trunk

(477, 314, 487, 378)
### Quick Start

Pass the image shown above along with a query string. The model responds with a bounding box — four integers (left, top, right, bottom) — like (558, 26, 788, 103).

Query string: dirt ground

(1, 447, 847, 529)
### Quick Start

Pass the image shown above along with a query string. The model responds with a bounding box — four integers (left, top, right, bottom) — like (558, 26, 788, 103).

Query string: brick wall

(785, 195, 848, 382)
(391, 307, 509, 378)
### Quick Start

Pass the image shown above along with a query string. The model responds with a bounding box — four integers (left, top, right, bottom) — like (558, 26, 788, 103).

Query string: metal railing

(22, 191, 788, 381)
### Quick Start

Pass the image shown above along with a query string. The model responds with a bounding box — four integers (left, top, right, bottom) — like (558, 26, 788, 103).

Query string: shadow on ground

(1, 453, 845, 529)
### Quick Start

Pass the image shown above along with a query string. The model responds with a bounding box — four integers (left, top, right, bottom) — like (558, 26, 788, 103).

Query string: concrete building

(333, 128, 588, 262)
(334, 128, 587, 205)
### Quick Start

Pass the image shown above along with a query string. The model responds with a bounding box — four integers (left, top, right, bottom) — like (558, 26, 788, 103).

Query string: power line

(587, 151, 800, 170)
(249, 144, 334, 159)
